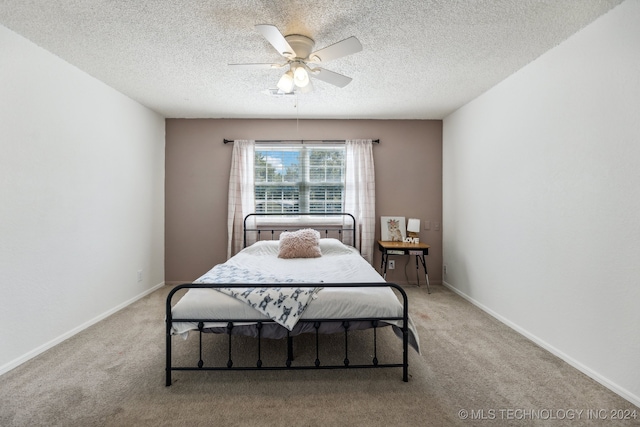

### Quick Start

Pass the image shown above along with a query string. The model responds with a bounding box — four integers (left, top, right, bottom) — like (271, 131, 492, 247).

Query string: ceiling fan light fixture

(293, 65, 310, 88)
(277, 70, 295, 93)
(232, 25, 362, 95)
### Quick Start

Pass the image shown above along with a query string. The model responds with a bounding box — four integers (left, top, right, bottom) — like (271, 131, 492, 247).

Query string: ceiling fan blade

(228, 63, 284, 70)
(310, 68, 353, 88)
(308, 36, 362, 63)
(255, 24, 296, 59)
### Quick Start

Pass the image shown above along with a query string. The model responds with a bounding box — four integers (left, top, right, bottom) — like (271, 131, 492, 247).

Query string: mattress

(170, 239, 420, 352)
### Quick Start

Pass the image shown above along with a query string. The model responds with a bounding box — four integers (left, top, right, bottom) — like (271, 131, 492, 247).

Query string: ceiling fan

(230, 24, 363, 94)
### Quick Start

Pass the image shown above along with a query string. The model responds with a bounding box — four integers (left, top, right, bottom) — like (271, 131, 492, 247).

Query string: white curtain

(345, 139, 376, 264)
(227, 140, 255, 259)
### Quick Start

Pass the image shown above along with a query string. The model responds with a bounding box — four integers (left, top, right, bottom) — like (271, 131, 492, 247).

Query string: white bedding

(170, 239, 420, 352)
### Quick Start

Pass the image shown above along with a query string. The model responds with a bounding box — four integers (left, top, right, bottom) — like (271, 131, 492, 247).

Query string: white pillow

(319, 238, 355, 255)
(242, 240, 279, 256)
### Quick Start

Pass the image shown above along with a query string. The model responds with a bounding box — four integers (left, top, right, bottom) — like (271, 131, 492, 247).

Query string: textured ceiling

(0, 0, 623, 119)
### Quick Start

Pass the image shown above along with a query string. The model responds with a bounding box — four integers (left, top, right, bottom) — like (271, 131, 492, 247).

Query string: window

(254, 145, 345, 214)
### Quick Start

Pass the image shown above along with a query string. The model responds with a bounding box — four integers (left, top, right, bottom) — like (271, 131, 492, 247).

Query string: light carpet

(0, 284, 637, 426)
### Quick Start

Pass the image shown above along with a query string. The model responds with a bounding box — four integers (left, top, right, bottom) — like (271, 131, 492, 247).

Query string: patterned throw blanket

(193, 264, 321, 331)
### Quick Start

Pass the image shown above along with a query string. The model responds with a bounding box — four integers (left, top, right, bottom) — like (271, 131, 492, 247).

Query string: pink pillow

(278, 229, 322, 259)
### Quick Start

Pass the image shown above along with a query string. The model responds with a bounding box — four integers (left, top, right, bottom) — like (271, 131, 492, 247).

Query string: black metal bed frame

(165, 213, 410, 386)
(243, 212, 357, 249)
(165, 283, 409, 386)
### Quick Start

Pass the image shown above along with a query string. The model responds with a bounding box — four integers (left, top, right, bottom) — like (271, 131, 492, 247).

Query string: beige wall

(165, 119, 442, 285)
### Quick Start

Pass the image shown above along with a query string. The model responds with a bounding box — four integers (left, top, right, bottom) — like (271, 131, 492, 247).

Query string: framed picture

(381, 216, 406, 242)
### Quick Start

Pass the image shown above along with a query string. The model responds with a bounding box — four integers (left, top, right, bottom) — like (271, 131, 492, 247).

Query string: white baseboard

(0, 281, 165, 377)
(441, 281, 640, 408)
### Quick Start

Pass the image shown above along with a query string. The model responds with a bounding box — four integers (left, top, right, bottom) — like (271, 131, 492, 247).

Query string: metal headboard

(243, 213, 356, 248)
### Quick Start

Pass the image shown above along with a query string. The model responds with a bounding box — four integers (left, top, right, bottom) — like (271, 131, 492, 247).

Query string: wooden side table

(377, 240, 431, 293)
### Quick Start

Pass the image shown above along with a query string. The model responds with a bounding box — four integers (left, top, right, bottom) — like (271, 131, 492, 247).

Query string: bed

(165, 213, 420, 385)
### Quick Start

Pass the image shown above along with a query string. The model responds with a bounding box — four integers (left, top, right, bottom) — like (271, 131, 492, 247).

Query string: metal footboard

(165, 283, 409, 386)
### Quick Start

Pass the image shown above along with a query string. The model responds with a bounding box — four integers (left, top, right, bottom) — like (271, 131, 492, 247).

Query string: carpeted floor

(0, 284, 637, 426)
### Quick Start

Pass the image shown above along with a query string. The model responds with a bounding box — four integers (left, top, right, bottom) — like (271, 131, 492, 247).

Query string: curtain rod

(223, 139, 380, 144)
